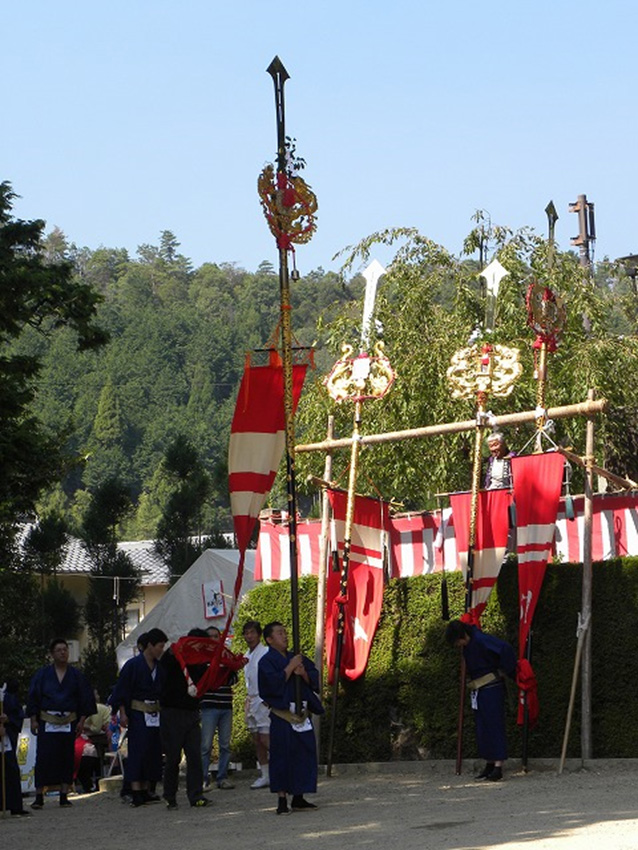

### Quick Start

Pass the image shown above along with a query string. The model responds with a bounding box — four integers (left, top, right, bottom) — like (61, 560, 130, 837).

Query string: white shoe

(250, 775, 270, 789)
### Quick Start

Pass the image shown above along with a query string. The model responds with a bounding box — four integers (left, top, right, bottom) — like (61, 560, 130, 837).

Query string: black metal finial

(267, 56, 290, 174)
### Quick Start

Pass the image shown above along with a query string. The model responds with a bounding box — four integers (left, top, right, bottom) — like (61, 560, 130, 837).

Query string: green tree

(0, 181, 107, 555)
(155, 435, 212, 581)
(295, 222, 638, 508)
(80, 478, 140, 693)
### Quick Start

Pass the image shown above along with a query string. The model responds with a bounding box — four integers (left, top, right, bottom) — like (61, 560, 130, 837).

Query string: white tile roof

(18, 525, 170, 586)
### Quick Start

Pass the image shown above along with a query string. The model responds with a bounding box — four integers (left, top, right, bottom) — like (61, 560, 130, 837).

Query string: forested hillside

(12, 227, 363, 540)
(10, 217, 638, 544)
(3, 183, 638, 686)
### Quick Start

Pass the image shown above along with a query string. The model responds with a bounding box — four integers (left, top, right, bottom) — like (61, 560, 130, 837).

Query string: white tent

(115, 549, 257, 668)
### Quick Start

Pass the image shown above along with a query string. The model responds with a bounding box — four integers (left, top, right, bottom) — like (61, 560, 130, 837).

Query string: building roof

(18, 525, 170, 586)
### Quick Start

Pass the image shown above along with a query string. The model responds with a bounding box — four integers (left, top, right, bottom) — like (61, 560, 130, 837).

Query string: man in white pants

(242, 620, 270, 789)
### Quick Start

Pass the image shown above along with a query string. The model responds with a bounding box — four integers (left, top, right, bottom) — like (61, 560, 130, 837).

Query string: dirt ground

(4, 760, 638, 850)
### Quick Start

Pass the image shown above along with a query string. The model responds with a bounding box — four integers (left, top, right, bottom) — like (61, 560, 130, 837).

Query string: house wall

(45, 575, 169, 654)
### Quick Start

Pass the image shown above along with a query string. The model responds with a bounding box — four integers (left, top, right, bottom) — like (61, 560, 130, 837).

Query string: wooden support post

(313, 416, 334, 760)
(581, 389, 595, 759)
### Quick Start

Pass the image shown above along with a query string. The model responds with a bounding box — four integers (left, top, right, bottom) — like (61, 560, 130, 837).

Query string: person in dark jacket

(159, 629, 210, 809)
(27, 638, 96, 810)
(446, 620, 516, 781)
(258, 622, 323, 815)
(1, 679, 30, 815)
(110, 628, 167, 808)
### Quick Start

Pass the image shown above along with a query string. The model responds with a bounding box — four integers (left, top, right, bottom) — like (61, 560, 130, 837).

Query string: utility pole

(569, 194, 596, 268)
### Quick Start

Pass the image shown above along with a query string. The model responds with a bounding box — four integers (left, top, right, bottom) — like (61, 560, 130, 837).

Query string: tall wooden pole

(313, 415, 334, 759)
(266, 57, 302, 708)
(327, 401, 363, 776)
(581, 389, 595, 758)
(455, 392, 486, 775)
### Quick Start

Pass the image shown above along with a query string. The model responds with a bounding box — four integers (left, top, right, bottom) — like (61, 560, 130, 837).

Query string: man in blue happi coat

(27, 638, 96, 809)
(110, 628, 167, 807)
(446, 619, 516, 781)
(258, 621, 323, 815)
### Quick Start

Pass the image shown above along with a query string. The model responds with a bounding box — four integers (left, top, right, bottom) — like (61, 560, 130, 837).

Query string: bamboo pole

(313, 416, 334, 760)
(556, 447, 638, 491)
(558, 613, 589, 774)
(327, 401, 363, 776)
(581, 390, 595, 759)
(534, 343, 548, 453)
(296, 398, 607, 453)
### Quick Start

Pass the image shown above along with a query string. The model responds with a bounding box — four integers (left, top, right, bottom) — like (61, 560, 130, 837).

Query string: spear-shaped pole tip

(267, 55, 290, 82)
(545, 200, 559, 227)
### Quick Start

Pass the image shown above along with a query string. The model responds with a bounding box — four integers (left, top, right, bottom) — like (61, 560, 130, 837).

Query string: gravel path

(4, 760, 638, 850)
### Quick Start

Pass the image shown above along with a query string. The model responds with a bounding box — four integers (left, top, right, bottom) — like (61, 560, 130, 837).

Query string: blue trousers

(200, 707, 232, 783)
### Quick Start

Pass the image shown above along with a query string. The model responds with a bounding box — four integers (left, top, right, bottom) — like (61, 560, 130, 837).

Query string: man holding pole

(446, 620, 516, 781)
(258, 621, 323, 814)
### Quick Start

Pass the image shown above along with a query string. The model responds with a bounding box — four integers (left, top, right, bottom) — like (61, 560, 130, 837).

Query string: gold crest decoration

(447, 342, 522, 402)
(258, 161, 318, 251)
(324, 341, 395, 404)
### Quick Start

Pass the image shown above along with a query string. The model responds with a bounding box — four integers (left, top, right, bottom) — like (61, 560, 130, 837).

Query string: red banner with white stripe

(224, 358, 307, 682)
(449, 489, 512, 622)
(228, 361, 307, 555)
(512, 452, 565, 654)
(390, 513, 442, 576)
(325, 490, 389, 681)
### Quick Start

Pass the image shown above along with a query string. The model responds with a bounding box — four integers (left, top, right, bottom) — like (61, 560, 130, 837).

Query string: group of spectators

(0, 428, 520, 816)
(1, 618, 323, 816)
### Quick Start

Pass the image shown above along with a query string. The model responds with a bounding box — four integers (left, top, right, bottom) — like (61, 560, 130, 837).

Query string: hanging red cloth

(449, 489, 512, 624)
(212, 357, 308, 680)
(171, 635, 248, 698)
(512, 452, 565, 653)
(325, 490, 389, 682)
(516, 658, 539, 727)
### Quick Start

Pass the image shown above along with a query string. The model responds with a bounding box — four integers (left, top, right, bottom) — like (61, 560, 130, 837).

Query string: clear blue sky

(2, 1, 636, 276)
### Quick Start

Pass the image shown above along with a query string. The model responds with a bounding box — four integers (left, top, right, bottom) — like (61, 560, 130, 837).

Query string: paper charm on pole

(480, 258, 509, 333)
(324, 260, 394, 775)
(257, 57, 318, 705)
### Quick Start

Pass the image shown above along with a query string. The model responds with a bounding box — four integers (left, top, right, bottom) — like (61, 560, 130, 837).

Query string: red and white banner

(255, 517, 322, 580)
(325, 490, 389, 681)
(449, 489, 512, 622)
(225, 357, 307, 681)
(228, 361, 307, 555)
(511, 453, 565, 654)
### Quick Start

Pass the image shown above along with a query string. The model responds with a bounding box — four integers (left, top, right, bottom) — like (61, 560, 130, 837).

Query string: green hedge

(230, 557, 638, 763)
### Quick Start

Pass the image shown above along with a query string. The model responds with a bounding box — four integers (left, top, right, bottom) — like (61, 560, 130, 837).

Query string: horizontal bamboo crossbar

(295, 397, 607, 453)
(557, 446, 638, 491)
